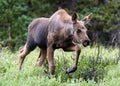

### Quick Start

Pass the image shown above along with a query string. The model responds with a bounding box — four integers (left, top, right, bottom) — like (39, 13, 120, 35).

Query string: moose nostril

(83, 40, 90, 47)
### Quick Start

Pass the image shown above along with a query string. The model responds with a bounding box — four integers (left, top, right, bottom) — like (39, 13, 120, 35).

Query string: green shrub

(0, 45, 120, 86)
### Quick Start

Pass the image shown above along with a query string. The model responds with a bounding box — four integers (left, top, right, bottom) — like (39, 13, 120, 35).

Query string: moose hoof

(35, 62, 40, 67)
(66, 69, 70, 74)
(50, 75, 55, 78)
(66, 67, 77, 74)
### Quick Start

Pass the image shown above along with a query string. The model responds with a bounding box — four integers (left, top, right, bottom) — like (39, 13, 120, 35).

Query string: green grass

(0, 46, 120, 86)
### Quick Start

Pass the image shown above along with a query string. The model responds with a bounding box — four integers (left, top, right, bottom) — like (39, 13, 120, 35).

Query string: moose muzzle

(82, 40, 90, 47)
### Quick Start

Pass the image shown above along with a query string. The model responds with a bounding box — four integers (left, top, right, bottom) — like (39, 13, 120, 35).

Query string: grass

(0, 45, 120, 86)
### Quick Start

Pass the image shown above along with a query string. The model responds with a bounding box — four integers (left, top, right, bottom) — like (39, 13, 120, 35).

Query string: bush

(0, 45, 120, 85)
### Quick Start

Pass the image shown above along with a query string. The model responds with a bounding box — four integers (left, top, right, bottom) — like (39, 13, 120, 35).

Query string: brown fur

(18, 9, 92, 78)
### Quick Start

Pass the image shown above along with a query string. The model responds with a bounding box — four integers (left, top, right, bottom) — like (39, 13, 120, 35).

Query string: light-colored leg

(18, 44, 30, 70)
(47, 47, 55, 78)
(36, 49, 47, 66)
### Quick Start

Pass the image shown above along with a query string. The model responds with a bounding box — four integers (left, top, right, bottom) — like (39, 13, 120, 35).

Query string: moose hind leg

(36, 49, 47, 66)
(18, 44, 30, 70)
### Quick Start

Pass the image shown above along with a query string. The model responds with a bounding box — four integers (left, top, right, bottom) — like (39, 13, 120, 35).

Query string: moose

(18, 9, 92, 78)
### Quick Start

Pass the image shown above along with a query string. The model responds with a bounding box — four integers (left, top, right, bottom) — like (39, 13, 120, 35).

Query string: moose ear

(82, 13, 92, 24)
(72, 12, 78, 23)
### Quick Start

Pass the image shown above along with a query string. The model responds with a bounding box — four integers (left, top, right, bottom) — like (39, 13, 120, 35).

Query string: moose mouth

(72, 39, 90, 47)
(72, 39, 80, 44)
(82, 40, 90, 47)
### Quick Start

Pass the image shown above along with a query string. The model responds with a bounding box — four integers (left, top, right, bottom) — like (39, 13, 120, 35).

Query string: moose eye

(81, 26, 84, 29)
(77, 30, 81, 33)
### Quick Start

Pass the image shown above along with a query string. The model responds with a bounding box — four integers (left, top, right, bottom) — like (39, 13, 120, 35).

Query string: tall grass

(0, 45, 120, 86)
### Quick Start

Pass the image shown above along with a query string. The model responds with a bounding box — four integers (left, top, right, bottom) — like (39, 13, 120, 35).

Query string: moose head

(72, 13, 92, 47)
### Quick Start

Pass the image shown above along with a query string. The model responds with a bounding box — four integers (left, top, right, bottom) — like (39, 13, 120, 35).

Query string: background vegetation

(0, 0, 120, 48)
(0, 46, 120, 86)
(0, 0, 120, 85)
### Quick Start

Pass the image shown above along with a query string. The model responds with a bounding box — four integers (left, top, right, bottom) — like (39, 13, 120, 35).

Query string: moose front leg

(63, 44, 81, 74)
(47, 46, 55, 78)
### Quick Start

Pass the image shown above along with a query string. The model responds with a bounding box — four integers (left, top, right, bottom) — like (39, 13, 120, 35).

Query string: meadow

(0, 45, 120, 86)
